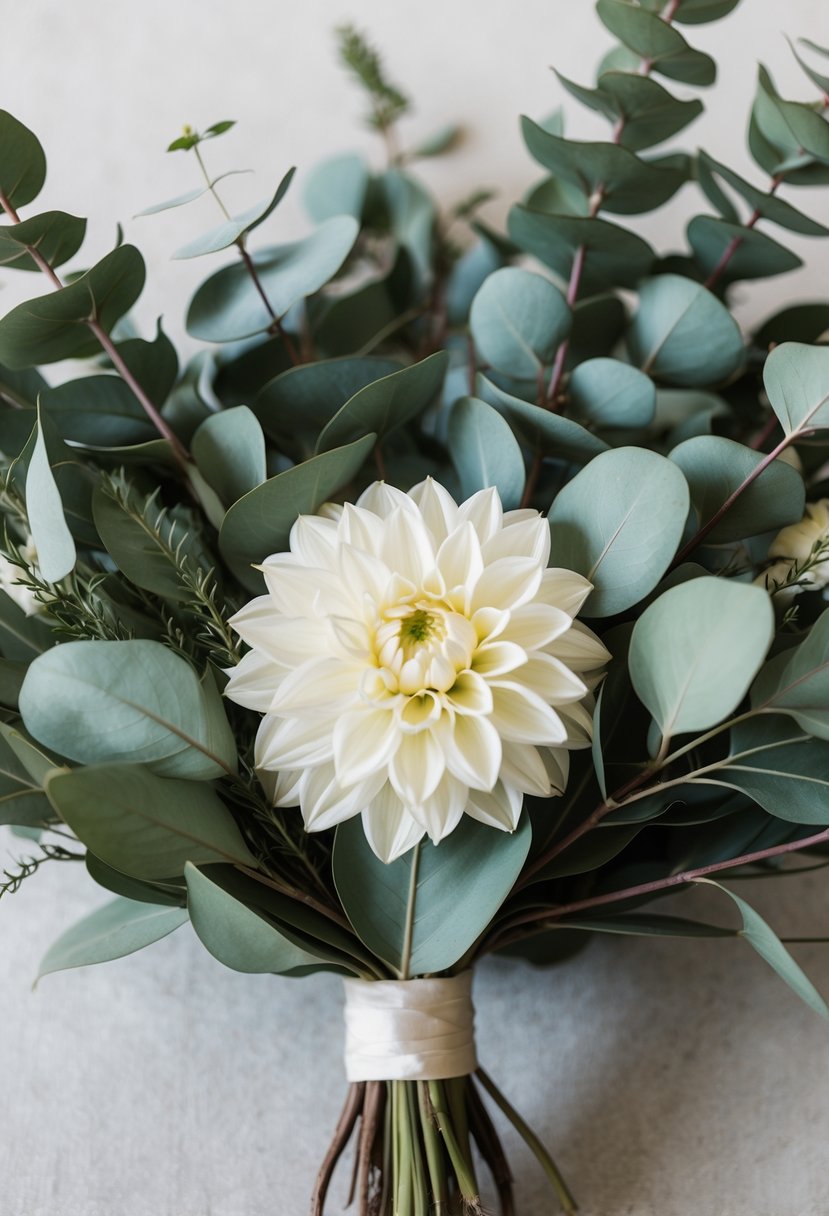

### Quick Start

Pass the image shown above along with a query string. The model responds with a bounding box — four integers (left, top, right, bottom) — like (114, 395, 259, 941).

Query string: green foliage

(0, 211, 86, 273)
(337, 24, 410, 132)
(333, 815, 531, 974)
(448, 396, 526, 509)
(0, 110, 46, 208)
(37, 897, 189, 981)
(627, 274, 744, 385)
(508, 207, 655, 293)
(173, 168, 295, 259)
(24, 410, 76, 582)
(469, 267, 571, 379)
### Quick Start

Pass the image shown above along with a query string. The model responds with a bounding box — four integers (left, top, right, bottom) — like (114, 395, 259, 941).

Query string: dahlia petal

(516, 653, 588, 704)
(541, 747, 570, 794)
(458, 487, 503, 543)
(481, 517, 550, 567)
(408, 772, 467, 842)
(361, 787, 425, 862)
(223, 648, 285, 711)
(555, 700, 594, 748)
(470, 556, 543, 613)
(502, 603, 572, 650)
(465, 780, 523, 831)
(334, 708, 401, 786)
(338, 502, 386, 556)
(547, 620, 612, 671)
(471, 640, 528, 678)
(436, 522, 484, 593)
(269, 656, 363, 715)
(389, 728, 445, 804)
(231, 609, 330, 667)
(446, 670, 494, 716)
(290, 514, 339, 567)
(489, 682, 568, 745)
(339, 543, 393, 604)
(437, 712, 502, 791)
(537, 568, 593, 617)
(500, 741, 556, 797)
(408, 478, 460, 546)
(259, 557, 341, 616)
(357, 481, 414, 519)
(381, 507, 436, 585)
(300, 763, 386, 832)
(471, 606, 510, 643)
(256, 714, 336, 769)
(399, 692, 442, 732)
(269, 767, 303, 806)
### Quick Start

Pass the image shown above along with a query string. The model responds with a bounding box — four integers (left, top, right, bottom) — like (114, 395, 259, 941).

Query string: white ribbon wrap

(343, 972, 477, 1082)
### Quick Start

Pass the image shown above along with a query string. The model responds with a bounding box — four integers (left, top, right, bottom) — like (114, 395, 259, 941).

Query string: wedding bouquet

(4, 1, 829, 1211)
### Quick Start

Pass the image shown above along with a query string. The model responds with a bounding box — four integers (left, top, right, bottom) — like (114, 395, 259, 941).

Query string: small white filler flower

(225, 479, 609, 862)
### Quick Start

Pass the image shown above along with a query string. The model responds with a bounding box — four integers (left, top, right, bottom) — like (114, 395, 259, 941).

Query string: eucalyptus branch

(490, 824, 829, 950)
(0, 188, 189, 468)
(190, 144, 300, 365)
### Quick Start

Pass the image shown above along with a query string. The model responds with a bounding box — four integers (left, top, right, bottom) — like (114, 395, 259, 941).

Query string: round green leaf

(20, 639, 236, 779)
(596, 0, 716, 85)
(192, 406, 266, 506)
(628, 274, 744, 386)
(447, 396, 526, 510)
(751, 609, 829, 739)
(254, 356, 402, 447)
(670, 435, 805, 543)
(629, 576, 774, 740)
(303, 153, 369, 223)
(186, 216, 359, 342)
(568, 357, 656, 427)
(508, 206, 655, 294)
(0, 211, 86, 273)
(478, 375, 610, 462)
(688, 216, 802, 283)
(469, 267, 570, 379)
(763, 342, 829, 438)
(710, 717, 829, 825)
(218, 434, 375, 591)
(548, 446, 690, 617)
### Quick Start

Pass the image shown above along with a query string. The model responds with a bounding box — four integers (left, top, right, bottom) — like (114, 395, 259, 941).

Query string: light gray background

(3, 2, 829, 1213)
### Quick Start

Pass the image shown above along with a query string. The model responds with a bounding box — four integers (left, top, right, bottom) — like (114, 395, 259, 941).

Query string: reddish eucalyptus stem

(669, 429, 794, 568)
(491, 825, 829, 951)
(749, 411, 781, 452)
(704, 177, 782, 292)
(0, 189, 189, 468)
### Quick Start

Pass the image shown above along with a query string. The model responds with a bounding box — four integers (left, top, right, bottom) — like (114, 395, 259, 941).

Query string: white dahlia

(225, 479, 609, 862)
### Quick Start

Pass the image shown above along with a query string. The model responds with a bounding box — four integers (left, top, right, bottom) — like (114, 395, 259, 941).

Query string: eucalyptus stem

(399, 841, 422, 980)
(0, 188, 190, 468)
(417, 1081, 449, 1213)
(475, 1068, 577, 1215)
(427, 1081, 482, 1208)
(704, 176, 782, 292)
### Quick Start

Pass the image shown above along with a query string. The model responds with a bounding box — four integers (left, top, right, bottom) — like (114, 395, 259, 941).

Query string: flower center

(398, 608, 443, 657)
(371, 599, 477, 698)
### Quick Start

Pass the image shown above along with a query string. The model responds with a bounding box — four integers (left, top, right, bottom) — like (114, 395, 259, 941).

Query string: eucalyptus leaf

(568, 358, 656, 427)
(85, 853, 186, 907)
(762, 342, 829, 438)
(628, 274, 744, 386)
(192, 406, 266, 505)
(751, 610, 829, 739)
(754, 304, 829, 348)
(20, 639, 236, 779)
(561, 914, 736, 937)
(445, 238, 505, 326)
(521, 118, 688, 214)
(379, 169, 435, 291)
(0, 211, 86, 273)
(478, 376, 610, 463)
(185, 863, 333, 974)
(0, 245, 146, 368)
(0, 591, 53, 660)
(37, 897, 188, 981)
(24, 411, 76, 583)
(596, 0, 716, 85)
(333, 814, 531, 975)
(696, 151, 829, 236)
(173, 168, 295, 259)
(45, 763, 255, 879)
(629, 577, 773, 742)
(688, 215, 802, 283)
(469, 267, 570, 379)
(548, 447, 690, 617)
(135, 171, 252, 217)
(186, 217, 359, 342)
(254, 356, 402, 448)
(0, 110, 46, 207)
(670, 435, 805, 543)
(555, 70, 703, 152)
(303, 154, 369, 223)
(447, 396, 526, 509)
(508, 206, 655, 294)
(695, 877, 829, 1019)
(218, 434, 375, 591)
(0, 728, 55, 828)
(316, 351, 448, 453)
(753, 66, 829, 170)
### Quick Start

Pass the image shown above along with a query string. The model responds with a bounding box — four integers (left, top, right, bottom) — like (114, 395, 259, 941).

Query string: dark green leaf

(0, 211, 86, 273)
(754, 304, 829, 348)
(478, 375, 610, 462)
(192, 406, 266, 505)
(753, 66, 829, 170)
(508, 206, 655, 293)
(688, 215, 802, 282)
(316, 351, 448, 453)
(555, 70, 703, 151)
(561, 913, 736, 937)
(86, 853, 186, 907)
(751, 610, 829, 739)
(596, 0, 716, 85)
(0, 245, 146, 367)
(0, 110, 46, 208)
(697, 151, 829, 236)
(0, 591, 53, 660)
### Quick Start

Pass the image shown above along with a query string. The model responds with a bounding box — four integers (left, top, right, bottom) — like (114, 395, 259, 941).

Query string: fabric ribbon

(342, 972, 477, 1082)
